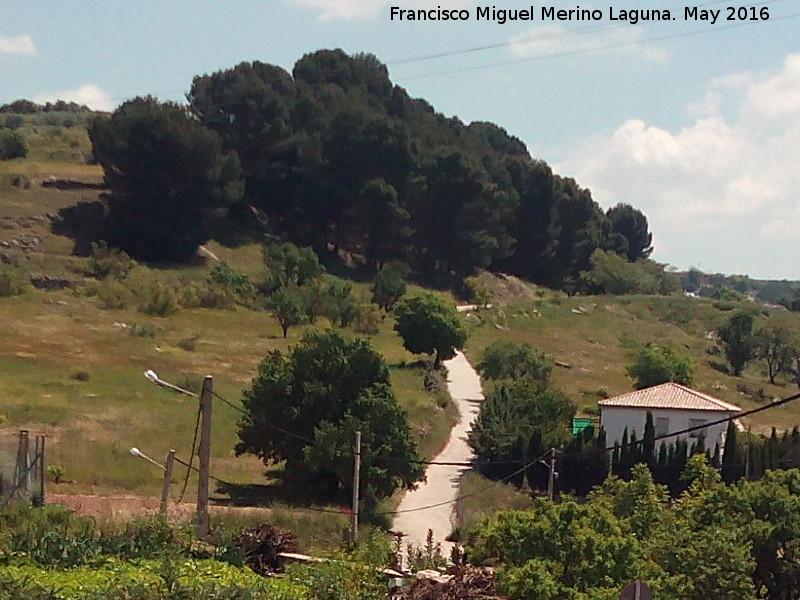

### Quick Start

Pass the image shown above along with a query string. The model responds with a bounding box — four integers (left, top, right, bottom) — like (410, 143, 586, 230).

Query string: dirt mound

(395, 568, 503, 600)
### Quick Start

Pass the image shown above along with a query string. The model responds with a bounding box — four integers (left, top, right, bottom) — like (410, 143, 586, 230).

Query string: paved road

(392, 350, 484, 561)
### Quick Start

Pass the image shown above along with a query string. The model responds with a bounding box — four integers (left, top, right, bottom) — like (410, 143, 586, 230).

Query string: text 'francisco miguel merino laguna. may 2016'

(389, 5, 770, 25)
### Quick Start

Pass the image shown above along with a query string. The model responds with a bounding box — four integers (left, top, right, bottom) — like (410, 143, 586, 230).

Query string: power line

(558, 389, 800, 459)
(397, 9, 800, 81)
(375, 448, 553, 516)
(388, 0, 792, 67)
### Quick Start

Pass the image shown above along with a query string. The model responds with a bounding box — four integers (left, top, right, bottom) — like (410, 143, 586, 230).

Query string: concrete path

(392, 350, 484, 560)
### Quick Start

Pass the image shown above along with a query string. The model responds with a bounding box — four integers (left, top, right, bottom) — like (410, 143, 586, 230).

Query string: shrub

(0, 128, 27, 160)
(0, 267, 26, 297)
(138, 285, 180, 317)
(353, 303, 383, 334)
(10, 173, 31, 188)
(177, 334, 199, 352)
(70, 370, 90, 382)
(207, 261, 255, 303)
(180, 281, 237, 310)
(97, 280, 133, 309)
(128, 323, 158, 338)
(88, 241, 137, 280)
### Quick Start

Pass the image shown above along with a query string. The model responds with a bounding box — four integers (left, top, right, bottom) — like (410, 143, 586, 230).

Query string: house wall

(600, 406, 734, 451)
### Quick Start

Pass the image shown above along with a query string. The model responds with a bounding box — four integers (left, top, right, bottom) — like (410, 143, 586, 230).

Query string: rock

(29, 274, 72, 291)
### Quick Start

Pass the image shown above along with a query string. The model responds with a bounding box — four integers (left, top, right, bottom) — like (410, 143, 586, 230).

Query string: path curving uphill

(392, 350, 484, 560)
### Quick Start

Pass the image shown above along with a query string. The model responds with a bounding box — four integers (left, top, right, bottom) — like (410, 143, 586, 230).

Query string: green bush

(138, 285, 180, 317)
(207, 261, 255, 304)
(0, 266, 27, 297)
(0, 128, 27, 160)
(97, 280, 133, 309)
(353, 303, 383, 334)
(88, 241, 137, 280)
(10, 173, 31, 188)
(180, 281, 237, 310)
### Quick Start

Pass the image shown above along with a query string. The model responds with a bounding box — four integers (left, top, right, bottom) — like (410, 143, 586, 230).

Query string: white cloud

(557, 53, 800, 278)
(508, 24, 667, 63)
(33, 85, 115, 112)
(287, 0, 476, 21)
(0, 35, 37, 56)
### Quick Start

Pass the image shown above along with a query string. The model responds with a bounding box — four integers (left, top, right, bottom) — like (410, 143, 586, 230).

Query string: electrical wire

(374, 448, 554, 516)
(175, 402, 202, 503)
(559, 389, 800, 459)
(388, 0, 794, 66)
(398, 8, 800, 81)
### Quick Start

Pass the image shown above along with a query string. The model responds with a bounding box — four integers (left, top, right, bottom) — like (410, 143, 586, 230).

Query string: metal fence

(0, 429, 46, 507)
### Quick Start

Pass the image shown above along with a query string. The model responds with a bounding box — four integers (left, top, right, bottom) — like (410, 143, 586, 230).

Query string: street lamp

(142, 369, 198, 397)
(130, 446, 165, 470)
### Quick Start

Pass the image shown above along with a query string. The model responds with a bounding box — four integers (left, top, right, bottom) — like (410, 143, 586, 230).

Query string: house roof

(598, 382, 742, 412)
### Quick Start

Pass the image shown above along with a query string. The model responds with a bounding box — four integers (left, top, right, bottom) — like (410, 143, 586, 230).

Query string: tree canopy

(393, 292, 467, 366)
(86, 50, 659, 290)
(89, 97, 243, 262)
(235, 330, 423, 503)
(718, 310, 758, 376)
(626, 342, 694, 389)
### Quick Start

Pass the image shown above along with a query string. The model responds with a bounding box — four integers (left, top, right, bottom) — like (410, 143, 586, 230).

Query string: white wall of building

(600, 406, 734, 450)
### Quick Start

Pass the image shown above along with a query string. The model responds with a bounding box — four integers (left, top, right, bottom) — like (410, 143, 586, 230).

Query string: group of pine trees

(86, 49, 654, 289)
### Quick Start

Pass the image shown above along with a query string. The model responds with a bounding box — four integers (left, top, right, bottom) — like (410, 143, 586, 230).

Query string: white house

(598, 382, 741, 451)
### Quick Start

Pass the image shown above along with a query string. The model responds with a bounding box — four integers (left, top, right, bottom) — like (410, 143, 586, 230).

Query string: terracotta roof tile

(598, 382, 741, 412)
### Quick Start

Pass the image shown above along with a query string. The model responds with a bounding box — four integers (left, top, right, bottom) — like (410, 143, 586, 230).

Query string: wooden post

(547, 448, 556, 502)
(197, 376, 213, 539)
(16, 430, 30, 491)
(160, 449, 176, 517)
(37, 435, 46, 506)
(351, 430, 362, 546)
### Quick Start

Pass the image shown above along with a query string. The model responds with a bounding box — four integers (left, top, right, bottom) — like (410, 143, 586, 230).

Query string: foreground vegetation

(0, 504, 391, 600)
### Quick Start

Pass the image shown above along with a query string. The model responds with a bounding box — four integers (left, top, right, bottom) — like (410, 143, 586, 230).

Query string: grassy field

(4, 122, 800, 519)
(464, 279, 800, 433)
(0, 128, 457, 504)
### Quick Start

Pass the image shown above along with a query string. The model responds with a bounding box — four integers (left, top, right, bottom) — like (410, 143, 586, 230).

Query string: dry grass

(465, 293, 800, 433)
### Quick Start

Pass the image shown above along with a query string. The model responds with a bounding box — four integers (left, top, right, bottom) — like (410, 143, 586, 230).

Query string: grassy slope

(465, 280, 800, 433)
(0, 125, 457, 503)
(4, 123, 800, 510)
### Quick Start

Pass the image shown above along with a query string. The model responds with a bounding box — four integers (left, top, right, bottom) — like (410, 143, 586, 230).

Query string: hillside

(3, 104, 800, 508)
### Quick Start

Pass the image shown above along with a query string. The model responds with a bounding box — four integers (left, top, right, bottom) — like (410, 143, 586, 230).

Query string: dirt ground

(47, 492, 275, 522)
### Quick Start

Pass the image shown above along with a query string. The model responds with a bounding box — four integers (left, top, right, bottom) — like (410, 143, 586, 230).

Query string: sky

(1, 0, 799, 280)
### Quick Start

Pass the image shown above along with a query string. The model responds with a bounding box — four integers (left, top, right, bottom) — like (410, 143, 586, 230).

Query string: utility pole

(197, 376, 213, 539)
(745, 426, 751, 481)
(351, 430, 362, 546)
(547, 448, 556, 502)
(160, 449, 175, 517)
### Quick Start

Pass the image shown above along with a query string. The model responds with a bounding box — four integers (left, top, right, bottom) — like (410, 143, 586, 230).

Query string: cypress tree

(643, 411, 656, 465)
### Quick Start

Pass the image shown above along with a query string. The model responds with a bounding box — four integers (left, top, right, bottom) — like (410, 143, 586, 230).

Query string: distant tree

(718, 310, 758, 376)
(463, 274, 493, 308)
(626, 342, 694, 389)
(263, 242, 324, 291)
(371, 263, 407, 311)
(780, 288, 800, 312)
(267, 287, 307, 338)
(393, 292, 467, 367)
(755, 325, 792, 384)
(712, 287, 746, 303)
(479, 341, 554, 384)
(606, 203, 653, 261)
(89, 97, 243, 262)
(236, 330, 423, 503)
(580, 249, 659, 295)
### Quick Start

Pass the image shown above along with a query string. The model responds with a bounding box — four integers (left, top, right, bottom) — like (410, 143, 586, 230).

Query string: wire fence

(0, 429, 46, 507)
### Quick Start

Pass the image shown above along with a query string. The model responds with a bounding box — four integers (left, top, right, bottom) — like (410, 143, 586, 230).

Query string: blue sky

(2, 0, 799, 279)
